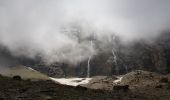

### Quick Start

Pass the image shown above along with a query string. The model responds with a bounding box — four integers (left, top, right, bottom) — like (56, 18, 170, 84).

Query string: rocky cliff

(0, 32, 170, 77)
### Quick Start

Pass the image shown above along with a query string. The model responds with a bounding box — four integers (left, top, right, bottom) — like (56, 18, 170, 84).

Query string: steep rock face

(79, 32, 170, 76)
(150, 44, 167, 73)
(21, 32, 170, 77)
(116, 41, 167, 74)
(0, 33, 170, 77)
(0, 46, 19, 67)
(156, 32, 170, 73)
(32, 64, 65, 78)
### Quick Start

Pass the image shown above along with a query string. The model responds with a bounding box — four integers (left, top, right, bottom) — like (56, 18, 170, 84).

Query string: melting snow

(113, 76, 123, 84)
(50, 77, 92, 86)
(27, 67, 92, 86)
(28, 67, 36, 71)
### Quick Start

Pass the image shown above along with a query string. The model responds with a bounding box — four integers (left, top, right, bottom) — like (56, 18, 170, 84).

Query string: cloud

(0, 0, 170, 64)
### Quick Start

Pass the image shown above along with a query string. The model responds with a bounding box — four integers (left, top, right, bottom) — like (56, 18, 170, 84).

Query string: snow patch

(50, 77, 92, 86)
(113, 77, 123, 84)
(27, 67, 36, 71)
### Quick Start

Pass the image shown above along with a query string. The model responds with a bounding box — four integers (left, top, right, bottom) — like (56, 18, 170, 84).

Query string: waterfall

(112, 49, 117, 64)
(87, 40, 93, 78)
(124, 64, 128, 73)
(112, 49, 119, 75)
(87, 56, 91, 78)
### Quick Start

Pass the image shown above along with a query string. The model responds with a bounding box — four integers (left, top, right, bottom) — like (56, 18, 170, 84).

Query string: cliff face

(157, 32, 170, 73)
(116, 41, 167, 74)
(18, 32, 170, 77)
(0, 33, 170, 77)
(79, 32, 170, 76)
(91, 32, 170, 75)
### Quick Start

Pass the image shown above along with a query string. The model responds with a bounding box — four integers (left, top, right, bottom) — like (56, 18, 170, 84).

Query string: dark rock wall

(0, 32, 170, 77)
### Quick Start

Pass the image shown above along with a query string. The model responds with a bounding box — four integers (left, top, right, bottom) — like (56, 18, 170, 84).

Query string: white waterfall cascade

(112, 49, 119, 75)
(87, 40, 93, 78)
(124, 64, 128, 73)
(87, 56, 91, 78)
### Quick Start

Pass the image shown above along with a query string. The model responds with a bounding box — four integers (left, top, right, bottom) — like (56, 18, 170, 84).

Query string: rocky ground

(83, 70, 170, 90)
(0, 70, 170, 100)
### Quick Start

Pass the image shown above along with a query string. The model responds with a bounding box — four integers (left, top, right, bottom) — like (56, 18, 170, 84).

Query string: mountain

(0, 32, 170, 77)
(27, 32, 170, 77)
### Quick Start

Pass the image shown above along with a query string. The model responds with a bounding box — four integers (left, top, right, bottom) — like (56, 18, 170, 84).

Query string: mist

(0, 0, 170, 64)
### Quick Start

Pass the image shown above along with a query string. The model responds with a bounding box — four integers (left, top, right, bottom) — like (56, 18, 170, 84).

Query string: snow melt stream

(113, 76, 123, 84)
(50, 78, 92, 86)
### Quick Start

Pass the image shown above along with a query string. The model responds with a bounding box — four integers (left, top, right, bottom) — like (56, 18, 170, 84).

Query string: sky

(0, 0, 170, 64)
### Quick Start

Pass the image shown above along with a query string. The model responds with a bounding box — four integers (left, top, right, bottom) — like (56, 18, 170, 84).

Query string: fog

(0, 0, 170, 64)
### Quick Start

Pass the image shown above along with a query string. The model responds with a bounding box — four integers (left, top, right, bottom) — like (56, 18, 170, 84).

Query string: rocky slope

(0, 70, 170, 100)
(82, 70, 168, 90)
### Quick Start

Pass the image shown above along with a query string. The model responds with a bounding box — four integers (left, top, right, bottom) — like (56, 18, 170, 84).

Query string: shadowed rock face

(91, 32, 170, 75)
(116, 41, 167, 74)
(0, 32, 170, 77)
(71, 32, 170, 76)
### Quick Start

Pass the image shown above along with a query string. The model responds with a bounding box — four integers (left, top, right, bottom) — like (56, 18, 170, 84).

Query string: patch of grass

(4, 65, 49, 80)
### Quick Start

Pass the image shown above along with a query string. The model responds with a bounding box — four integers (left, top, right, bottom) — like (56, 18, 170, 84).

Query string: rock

(159, 77, 169, 83)
(155, 85, 162, 88)
(113, 85, 129, 92)
(0, 98, 5, 100)
(12, 75, 22, 81)
(75, 85, 88, 90)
